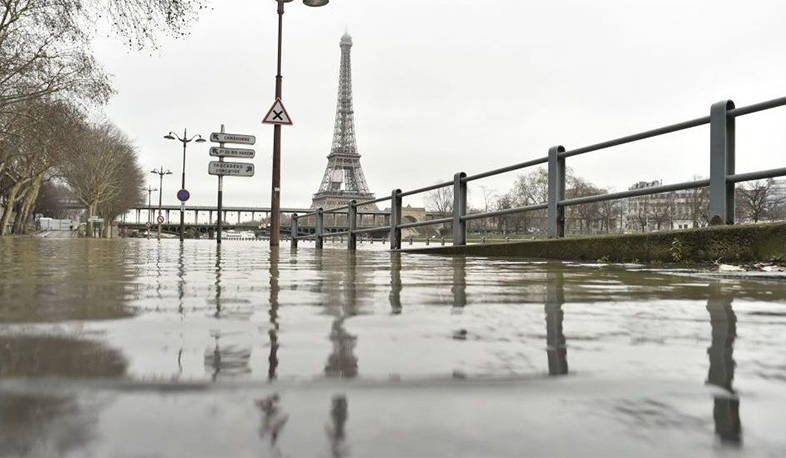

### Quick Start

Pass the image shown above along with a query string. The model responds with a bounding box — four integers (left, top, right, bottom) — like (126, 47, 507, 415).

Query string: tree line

(0, 0, 206, 236)
(425, 167, 786, 235)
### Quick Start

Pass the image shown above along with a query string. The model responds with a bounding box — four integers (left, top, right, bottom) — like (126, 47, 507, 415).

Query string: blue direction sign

(177, 189, 190, 202)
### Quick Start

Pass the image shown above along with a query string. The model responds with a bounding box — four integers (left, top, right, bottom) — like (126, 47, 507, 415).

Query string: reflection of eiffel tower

(312, 32, 375, 210)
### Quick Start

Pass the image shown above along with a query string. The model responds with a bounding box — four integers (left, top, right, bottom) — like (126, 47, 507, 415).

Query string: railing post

(291, 214, 298, 248)
(709, 100, 736, 225)
(390, 190, 402, 250)
(547, 145, 566, 238)
(453, 172, 467, 246)
(348, 200, 357, 251)
(315, 208, 324, 249)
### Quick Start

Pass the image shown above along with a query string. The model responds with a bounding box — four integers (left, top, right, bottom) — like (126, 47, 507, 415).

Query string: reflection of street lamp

(142, 186, 158, 238)
(268, 0, 329, 247)
(164, 129, 206, 242)
(151, 167, 173, 240)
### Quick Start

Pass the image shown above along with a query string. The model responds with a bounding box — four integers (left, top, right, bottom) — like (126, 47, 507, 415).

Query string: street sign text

(210, 133, 256, 145)
(209, 161, 255, 177)
(209, 147, 256, 159)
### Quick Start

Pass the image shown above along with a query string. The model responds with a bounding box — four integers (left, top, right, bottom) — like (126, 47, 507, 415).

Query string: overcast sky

(92, 0, 786, 211)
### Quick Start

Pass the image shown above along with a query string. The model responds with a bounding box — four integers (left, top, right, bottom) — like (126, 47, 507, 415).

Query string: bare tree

(424, 182, 453, 216)
(629, 195, 651, 232)
(650, 194, 674, 231)
(686, 177, 709, 228)
(61, 121, 142, 237)
(597, 195, 619, 233)
(0, 99, 82, 234)
(566, 177, 603, 234)
(737, 179, 779, 223)
(34, 181, 73, 219)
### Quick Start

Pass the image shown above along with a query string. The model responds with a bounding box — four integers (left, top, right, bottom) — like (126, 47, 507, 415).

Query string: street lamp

(268, 0, 329, 247)
(142, 186, 158, 238)
(151, 167, 173, 240)
(164, 129, 206, 242)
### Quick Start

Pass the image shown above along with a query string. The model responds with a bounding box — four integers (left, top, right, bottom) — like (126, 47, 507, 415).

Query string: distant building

(624, 179, 698, 232)
(769, 178, 786, 203)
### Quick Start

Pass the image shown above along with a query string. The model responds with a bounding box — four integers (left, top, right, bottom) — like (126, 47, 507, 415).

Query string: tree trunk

(0, 181, 23, 236)
(85, 202, 97, 238)
(14, 177, 41, 234)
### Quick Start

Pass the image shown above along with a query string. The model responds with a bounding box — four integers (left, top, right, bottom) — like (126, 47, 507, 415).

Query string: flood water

(1, 238, 785, 456)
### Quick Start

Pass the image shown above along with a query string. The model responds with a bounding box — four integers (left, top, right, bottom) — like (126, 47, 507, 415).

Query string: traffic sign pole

(217, 124, 225, 244)
(208, 128, 256, 244)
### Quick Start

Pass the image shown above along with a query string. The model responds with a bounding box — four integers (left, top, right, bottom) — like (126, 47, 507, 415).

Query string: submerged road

(1, 238, 785, 456)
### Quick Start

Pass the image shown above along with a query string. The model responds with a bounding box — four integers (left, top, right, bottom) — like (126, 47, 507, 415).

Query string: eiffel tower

(312, 32, 375, 209)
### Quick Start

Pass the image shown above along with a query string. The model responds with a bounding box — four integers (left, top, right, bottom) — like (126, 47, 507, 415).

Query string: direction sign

(209, 161, 255, 177)
(177, 189, 190, 202)
(157, 215, 165, 224)
(209, 147, 256, 159)
(88, 216, 104, 223)
(210, 132, 256, 145)
(262, 98, 293, 125)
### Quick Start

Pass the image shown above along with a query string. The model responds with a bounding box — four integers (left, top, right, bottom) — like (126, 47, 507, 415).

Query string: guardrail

(292, 96, 786, 251)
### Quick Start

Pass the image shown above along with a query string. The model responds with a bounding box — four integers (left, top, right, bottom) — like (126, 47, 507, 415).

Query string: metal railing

(291, 96, 786, 251)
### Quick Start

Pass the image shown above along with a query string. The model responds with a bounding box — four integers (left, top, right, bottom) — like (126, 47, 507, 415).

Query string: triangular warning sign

(262, 98, 293, 125)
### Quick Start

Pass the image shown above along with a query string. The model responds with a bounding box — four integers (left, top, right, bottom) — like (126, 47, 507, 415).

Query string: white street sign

(209, 147, 256, 159)
(210, 132, 256, 145)
(88, 217, 104, 223)
(262, 98, 293, 125)
(209, 161, 255, 177)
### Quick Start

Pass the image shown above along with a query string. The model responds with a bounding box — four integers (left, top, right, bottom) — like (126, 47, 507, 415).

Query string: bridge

(112, 204, 438, 238)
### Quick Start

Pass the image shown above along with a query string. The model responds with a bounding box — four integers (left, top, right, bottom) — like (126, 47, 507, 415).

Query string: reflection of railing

(292, 96, 786, 250)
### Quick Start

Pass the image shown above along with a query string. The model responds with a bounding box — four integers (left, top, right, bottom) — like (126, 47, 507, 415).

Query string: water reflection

(706, 283, 741, 445)
(255, 393, 288, 456)
(0, 335, 127, 378)
(545, 268, 568, 376)
(0, 394, 97, 457)
(325, 253, 359, 379)
(0, 335, 126, 456)
(451, 256, 467, 309)
(269, 249, 280, 380)
(389, 252, 402, 314)
(178, 242, 186, 316)
(0, 239, 136, 322)
(204, 334, 252, 381)
(327, 394, 349, 458)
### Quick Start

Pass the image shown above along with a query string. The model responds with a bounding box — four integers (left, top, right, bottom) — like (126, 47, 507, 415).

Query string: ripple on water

(2, 238, 786, 455)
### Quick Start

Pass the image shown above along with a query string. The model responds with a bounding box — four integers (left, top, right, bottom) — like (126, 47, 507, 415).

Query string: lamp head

(164, 133, 176, 140)
(195, 136, 206, 143)
(303, 0, 328, 5)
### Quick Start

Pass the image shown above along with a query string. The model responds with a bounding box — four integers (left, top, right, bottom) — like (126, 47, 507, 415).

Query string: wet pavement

(1, 238, 785, 456)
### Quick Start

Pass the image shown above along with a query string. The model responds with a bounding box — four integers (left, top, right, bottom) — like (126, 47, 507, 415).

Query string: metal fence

(292, 96, 786, 250)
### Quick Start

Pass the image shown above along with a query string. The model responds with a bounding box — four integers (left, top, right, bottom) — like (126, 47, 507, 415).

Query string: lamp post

(165, 129, 206, 242)
(151, 167, 173, 240)
(268, 0, 329, 247)
(143, 186, 158, 238)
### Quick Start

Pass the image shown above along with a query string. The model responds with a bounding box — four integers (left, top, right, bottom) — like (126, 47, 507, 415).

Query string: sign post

(263, 97, 294, 247)
(209, 127, 257, 244)
(217, 125, 226, 244)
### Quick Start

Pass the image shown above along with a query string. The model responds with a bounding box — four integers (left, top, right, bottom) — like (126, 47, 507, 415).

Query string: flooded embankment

(408, 222, 786, 264)
(1, 238, 785, 456)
